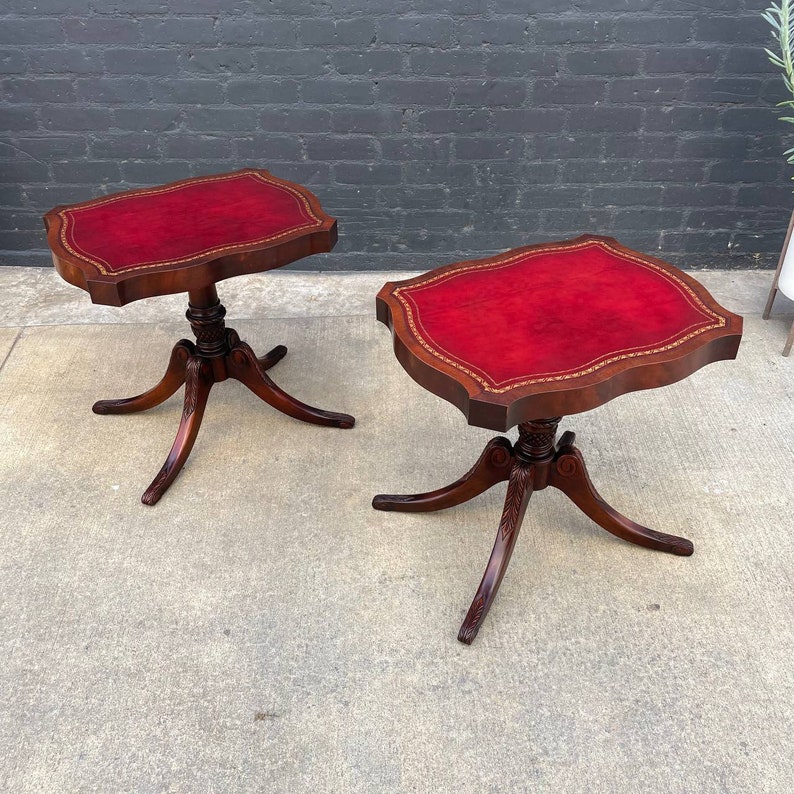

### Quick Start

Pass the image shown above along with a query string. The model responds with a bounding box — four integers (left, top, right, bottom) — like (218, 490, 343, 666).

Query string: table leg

(141, 356, 213, 506)
(92, 339, 194, 415)
(95, 288, 354, 504)
(227, 339, 355, 429)
(372, 436, 513, 512)
(373, 418, 694, 643)
(458, 461, 535, 644)
(258, 344, 288, 370)
(548, 439, 694, 556)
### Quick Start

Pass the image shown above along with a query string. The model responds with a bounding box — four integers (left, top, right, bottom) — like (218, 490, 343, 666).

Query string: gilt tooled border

(56, 170, 323, 276)
(393, 239, 728, 394)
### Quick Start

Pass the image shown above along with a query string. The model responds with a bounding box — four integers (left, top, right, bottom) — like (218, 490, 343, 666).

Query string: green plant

(764, 1, 794, 170)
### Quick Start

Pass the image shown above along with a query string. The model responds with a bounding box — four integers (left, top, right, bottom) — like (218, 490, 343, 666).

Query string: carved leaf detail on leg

(500, 463, 534, 542)
(457, 461, 535, 644)
(457, 596, 485, 645)
(182, 356, 206, 420)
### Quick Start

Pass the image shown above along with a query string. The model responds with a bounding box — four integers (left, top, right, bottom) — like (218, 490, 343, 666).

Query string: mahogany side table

(44, 169, 354, 505)
(372, 235, 743, 644)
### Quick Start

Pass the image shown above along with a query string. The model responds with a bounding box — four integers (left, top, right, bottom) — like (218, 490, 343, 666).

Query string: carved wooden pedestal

(93, 285, 354, 505)
(373, 418, 692, 644)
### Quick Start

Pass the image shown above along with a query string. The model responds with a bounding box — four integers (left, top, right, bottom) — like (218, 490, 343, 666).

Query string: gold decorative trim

(393, 239, 727, 394)
(57, 170, 323, 276)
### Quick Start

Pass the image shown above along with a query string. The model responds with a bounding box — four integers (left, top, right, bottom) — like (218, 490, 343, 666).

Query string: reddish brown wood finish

(46, 171, 354, 503)
(376, 235, 743, 432)
(43, 169, 338, 307)
(374, 419, 693, 644)
(371, 436, 513, 513)
(92, 338, 195, 414)
(374, 238, 741, 643)
(95, 288, 354, 505)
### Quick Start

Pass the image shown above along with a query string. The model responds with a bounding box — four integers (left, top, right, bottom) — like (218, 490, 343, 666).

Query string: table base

(373, 418, 692, 644)
(93, 286, 354, 505)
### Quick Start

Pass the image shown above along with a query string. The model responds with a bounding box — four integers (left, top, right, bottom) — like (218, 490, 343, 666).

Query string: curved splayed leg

(93, 339, 194, 415)
(372, 437, 514, 512)
(549, 442, 693, 556)
(141, 356, 213, 506)
(227, 339, 354, 429)
(458, 462, 535, 644)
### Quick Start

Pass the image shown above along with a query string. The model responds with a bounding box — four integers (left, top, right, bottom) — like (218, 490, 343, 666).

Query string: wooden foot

(94, 288, 355, 504)
(372, 437, 513, 512)
(457, 462, 534, 644)
(258, 344, 288, 370)
(227, 339, 355, 429)
(548, 439, 694, 556)
(141, 357, 213, 506)
(92, 339, 194, 415)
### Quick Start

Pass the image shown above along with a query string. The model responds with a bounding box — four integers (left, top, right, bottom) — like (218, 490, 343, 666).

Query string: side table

(373, 235, 742, 643)
(44, 169, 354, 505)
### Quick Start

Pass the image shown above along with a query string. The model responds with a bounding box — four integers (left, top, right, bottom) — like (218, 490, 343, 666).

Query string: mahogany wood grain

(226, 336, 355, 429)
(141, 356, 213, 506)
(258, 344, 288, 369)
(549, 441, 694, 556)
(97, 292, 354, 505)
(374, 237, 740, 641)
(457, 458, 534, 644)
(371, 436, 513, 512)
(93, 339, 194, 415)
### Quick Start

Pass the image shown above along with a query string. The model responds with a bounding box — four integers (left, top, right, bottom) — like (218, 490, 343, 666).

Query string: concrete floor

(0, 266, 791, 793)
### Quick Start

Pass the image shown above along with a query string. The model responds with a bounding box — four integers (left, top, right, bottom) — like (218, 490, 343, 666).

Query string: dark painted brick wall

(0, 1, 790, 269)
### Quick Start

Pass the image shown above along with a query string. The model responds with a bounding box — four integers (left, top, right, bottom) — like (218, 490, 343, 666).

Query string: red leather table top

(44, 169, 336, 306)
(377, 236, 743, 430)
